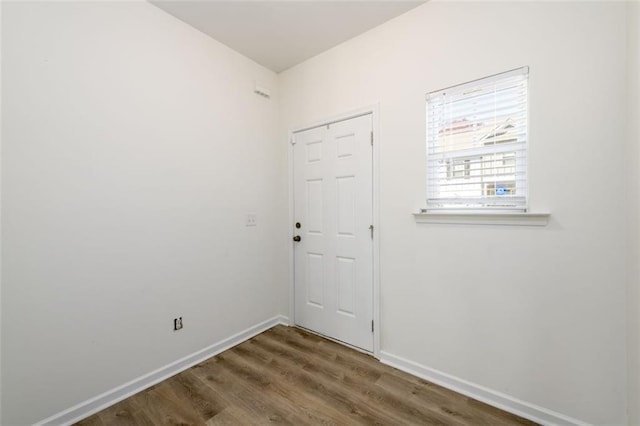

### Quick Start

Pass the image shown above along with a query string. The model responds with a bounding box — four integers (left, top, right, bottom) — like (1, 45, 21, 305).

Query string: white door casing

(292, 113, 373, 352)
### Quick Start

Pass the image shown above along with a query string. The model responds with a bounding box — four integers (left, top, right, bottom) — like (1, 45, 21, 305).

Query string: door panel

(293, 114, 373, 352)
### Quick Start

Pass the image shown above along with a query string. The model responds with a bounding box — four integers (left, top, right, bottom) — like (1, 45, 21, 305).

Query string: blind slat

(428, 141, 526, 159)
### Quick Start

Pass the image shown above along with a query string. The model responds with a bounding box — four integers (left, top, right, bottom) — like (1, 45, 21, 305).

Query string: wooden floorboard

(75, 325, 538, 425)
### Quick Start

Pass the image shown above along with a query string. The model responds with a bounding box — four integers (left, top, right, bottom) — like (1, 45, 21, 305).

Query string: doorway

(291, 111, 377, 353)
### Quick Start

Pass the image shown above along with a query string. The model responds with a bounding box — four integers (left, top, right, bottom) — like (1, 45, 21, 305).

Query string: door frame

(287, 104, 381, 358)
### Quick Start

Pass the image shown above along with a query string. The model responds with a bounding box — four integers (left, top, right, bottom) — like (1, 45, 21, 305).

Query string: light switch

(246, 213, 257, 226)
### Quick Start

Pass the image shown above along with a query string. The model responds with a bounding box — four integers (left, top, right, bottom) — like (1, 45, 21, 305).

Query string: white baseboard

(379, 351, 589, 426)
(34, 315, 290, 426)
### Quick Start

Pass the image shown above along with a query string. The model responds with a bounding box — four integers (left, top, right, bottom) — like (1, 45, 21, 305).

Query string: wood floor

(76, 325, 537, 425)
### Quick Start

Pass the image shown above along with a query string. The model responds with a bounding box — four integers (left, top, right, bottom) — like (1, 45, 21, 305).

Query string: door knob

(293, 235, 301, 242)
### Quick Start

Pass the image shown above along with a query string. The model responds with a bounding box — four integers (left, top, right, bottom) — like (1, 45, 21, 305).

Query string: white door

(293, 114, 373, 352)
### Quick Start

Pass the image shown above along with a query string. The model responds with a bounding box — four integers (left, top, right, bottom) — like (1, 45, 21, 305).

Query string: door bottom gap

(292, 324, 375, 358)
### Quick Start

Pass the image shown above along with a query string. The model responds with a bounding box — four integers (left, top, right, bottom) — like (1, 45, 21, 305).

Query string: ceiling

(150, 1, 426, 73)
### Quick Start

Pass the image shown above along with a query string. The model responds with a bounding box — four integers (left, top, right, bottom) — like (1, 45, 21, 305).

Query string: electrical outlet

(246, 213, 257, 227)
(174, 317, 183, 331)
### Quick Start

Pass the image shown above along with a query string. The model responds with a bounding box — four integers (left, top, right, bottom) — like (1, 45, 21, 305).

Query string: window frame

(425, 67, 530, 213)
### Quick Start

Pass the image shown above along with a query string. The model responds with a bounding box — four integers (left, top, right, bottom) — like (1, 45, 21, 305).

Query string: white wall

(280, 2, 628, 424)
(628, 1, 640, 423)
(1, 2, 286, 424)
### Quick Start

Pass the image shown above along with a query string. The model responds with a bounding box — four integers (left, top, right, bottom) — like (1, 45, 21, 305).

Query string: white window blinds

(426, 67, 529, 211)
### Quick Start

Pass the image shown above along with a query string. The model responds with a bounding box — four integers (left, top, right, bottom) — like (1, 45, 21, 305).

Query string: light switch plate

(246, 213, 257, 226)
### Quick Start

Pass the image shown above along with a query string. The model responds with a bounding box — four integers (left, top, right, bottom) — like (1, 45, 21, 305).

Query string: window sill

(413, 211, 550, 226)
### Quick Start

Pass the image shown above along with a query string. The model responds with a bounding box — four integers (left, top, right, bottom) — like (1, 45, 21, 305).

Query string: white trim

(288, 104, 381, 358)
(414, 211, 550, 226)
(291, 106, 373, 134)
(288, 131, 296, 327)
(426, 66, 530, 99)
(379, 351, 588, 426)
(371, 104, 381, 358)
(34, 315, 290, 426)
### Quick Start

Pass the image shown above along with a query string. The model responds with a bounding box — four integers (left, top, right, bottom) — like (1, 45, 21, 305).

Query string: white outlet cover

(246, 213, 257, 226)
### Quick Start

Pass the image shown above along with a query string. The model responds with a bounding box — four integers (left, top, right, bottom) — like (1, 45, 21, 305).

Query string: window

(426, 67, 529, 211)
